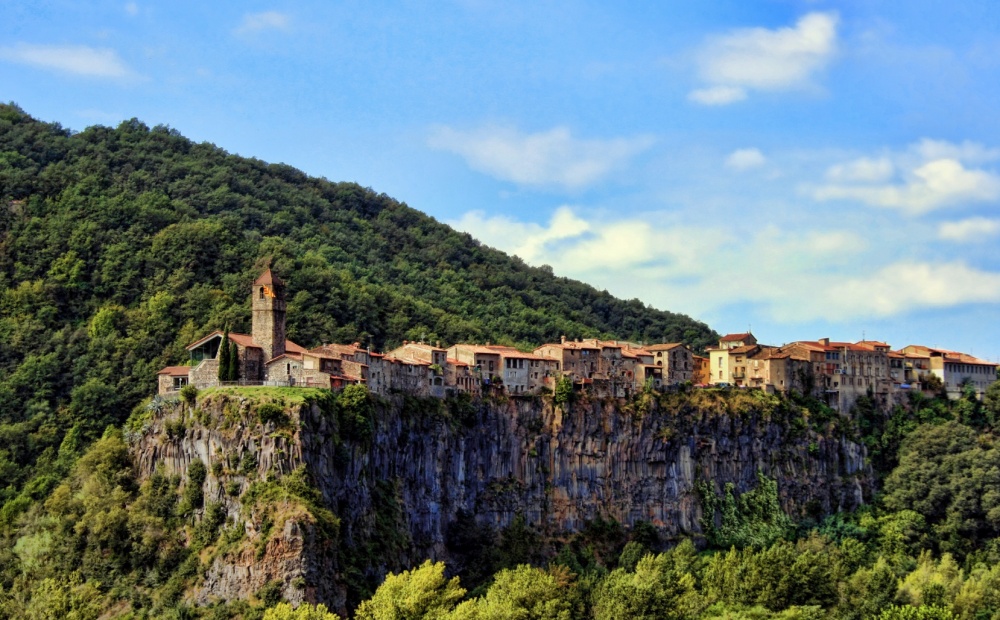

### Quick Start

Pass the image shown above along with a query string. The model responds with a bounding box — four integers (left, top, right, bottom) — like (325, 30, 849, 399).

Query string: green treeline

(0, 102, 716, 516)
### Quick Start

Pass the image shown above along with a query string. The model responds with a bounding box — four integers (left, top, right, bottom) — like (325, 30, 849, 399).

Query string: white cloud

(825, 157, 894, 183)
(915, 138, 1000, 164)
(428, 125, 655, 190)
(235, 11, 291, 35)
(815, 157, 1000, 215)
(821, 262, 1000, 318)
(124, 2, 138, 16)
(726, 148, 766, 170)
(452, 204, 1000, 324)
(0, 43, 133, 78)
(939, 217, 1000, 242)
(453, 206, 591, 264)
(688, 86, 746, 105)
(689, 12, 838, 105)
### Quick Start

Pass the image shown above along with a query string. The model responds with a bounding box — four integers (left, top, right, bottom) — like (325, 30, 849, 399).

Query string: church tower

(252, 268, 286, 361)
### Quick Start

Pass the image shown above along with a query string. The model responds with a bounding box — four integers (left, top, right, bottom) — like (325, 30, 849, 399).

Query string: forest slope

(0, 103, 716, 501)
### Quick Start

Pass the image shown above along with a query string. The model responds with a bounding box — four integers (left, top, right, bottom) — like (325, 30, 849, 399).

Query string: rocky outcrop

(131, 390, 872, 610)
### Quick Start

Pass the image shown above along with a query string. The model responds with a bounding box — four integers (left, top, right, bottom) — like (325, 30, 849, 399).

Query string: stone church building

(157, 269, 307, 394)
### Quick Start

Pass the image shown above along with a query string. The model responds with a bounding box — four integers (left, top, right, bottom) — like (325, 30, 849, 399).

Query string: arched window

(260, 287, 265, 299)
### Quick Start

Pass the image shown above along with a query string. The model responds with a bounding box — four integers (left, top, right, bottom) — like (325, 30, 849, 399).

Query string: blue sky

(3, 1, 1000, 360)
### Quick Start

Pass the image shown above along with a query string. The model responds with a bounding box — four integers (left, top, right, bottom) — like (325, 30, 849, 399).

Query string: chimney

(561, 335, 566, 344)
(437, 340, 441, 348)
(820, 338, 830, 346)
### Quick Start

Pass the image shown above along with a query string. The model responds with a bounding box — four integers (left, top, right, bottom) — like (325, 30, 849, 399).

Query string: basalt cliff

(129, 388, 872, 612)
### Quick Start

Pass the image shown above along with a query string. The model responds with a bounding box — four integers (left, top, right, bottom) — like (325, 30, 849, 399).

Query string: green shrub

(257, 403, 289, 427)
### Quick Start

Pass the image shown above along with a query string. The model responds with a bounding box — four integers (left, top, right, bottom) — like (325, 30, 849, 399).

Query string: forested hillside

(0, 102, 716, 500)
(7, 102, 1000, 620)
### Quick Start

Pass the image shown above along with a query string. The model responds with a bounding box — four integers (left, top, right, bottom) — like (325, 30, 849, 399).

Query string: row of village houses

(157, 270, 998, 412)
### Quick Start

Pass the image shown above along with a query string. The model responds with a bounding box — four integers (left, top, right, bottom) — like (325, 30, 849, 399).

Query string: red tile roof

(645, 343, 685, 351)
(266, 352, 303, 363)
(158, 366, 190, 376)
(450, 344, 503, 355)
(228, 332, 262, 349)
(253, 268, 284, 287)
(186, 330, 305, 355)
(538, 341, 600, 351)
(486, 345, 557, 361)
(720, 333, 753, 342)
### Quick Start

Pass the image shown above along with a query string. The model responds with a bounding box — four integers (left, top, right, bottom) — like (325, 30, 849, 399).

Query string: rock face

(131, 391, 872, 610)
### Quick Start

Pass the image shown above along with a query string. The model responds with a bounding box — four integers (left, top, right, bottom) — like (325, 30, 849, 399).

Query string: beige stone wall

(190, 358, 220, 388)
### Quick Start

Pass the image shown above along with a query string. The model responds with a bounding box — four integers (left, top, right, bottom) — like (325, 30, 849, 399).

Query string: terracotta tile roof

(186, 331, 260, 351)
(396, 342, 446, 352)
(311, 343, 363, 358)
(645, 343, 685, 351)
(253, 268, 284, 287)
(158, 366, 190, 376)
(789, 341, 836, 352)
(227, 333, 260, 349)
(941, 352, 996, 365)
(386, 356, 431, 366)
(538, 341, 600, 351)
(447, 358, 469, 367)
(266, 352, 303, 363)
(720, 333, 753, 342)
(449, 344, 502, 355)
(186, 330, 305, 354)
(486, 346, 557, 361)
(728, 344, 760, 354)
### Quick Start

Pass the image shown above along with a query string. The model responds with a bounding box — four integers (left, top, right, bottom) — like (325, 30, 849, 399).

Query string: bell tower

(251, 268, 286, 361)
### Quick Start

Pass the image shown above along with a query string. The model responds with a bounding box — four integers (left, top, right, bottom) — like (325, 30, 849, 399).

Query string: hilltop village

(158, 270, 998, 412)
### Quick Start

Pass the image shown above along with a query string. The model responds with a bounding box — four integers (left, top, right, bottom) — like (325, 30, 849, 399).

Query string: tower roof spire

(253, 268, 284, 287)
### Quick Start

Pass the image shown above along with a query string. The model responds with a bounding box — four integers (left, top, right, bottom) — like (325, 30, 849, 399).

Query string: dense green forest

(0, 102, 716, 504)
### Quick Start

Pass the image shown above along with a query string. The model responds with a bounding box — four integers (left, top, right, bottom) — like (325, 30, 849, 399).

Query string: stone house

(534, 338, 602, 385)
(385, 342, 449, 397)
(157, 366, 189, 394)
(645, 343, 695, 385)
(901, 345, 998, 399)
(707, 333, 758, 385)
(485, 345, 558, 395)
(446, 344, 502, 388)
(446, 357, 479, 396)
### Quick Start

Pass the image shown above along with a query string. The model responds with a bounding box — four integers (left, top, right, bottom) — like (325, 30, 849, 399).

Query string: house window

(260, 287, 265, 299)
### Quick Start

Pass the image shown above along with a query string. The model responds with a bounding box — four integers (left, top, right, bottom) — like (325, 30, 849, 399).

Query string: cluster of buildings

(706, 333, 998, 411)
(157, 270, 998, 411)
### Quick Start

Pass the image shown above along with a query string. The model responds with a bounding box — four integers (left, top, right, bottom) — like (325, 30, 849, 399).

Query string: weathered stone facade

(252, 269, 287, 363)
(132, 393, 874, 612)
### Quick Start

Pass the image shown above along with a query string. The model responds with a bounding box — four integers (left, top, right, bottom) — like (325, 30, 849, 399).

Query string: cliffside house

(900, 345, 998, 399)
(645, 343, 695, 384)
